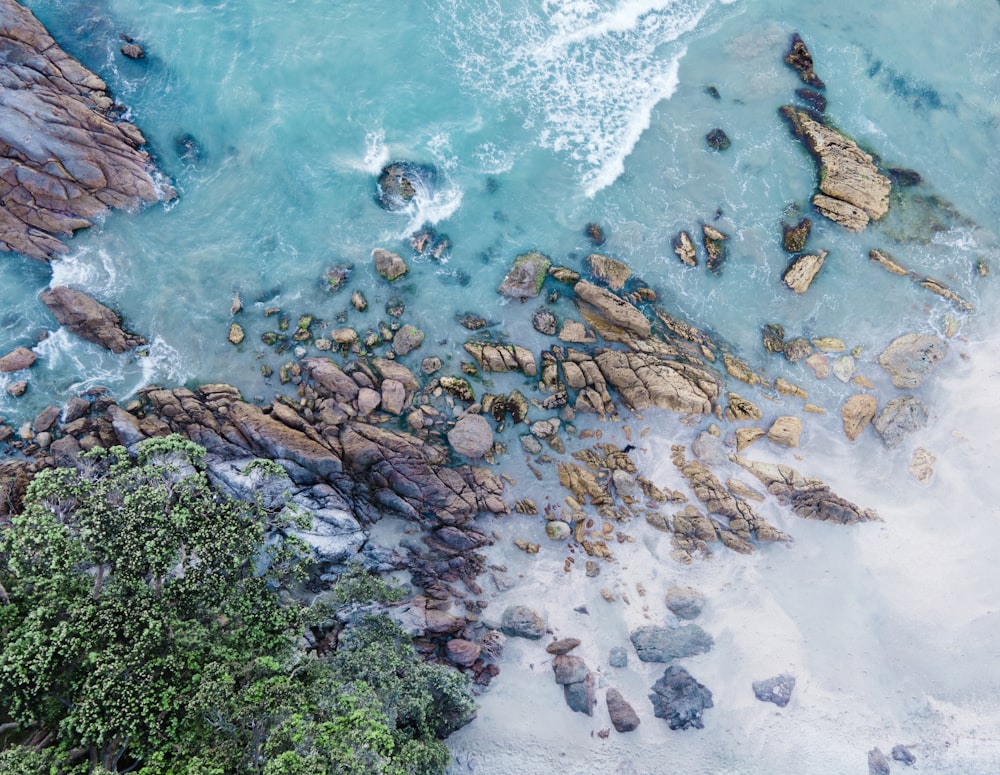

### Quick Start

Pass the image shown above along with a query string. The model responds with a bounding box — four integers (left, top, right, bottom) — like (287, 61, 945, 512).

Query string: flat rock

(546, 638, 581, 655)
(752, 674, 796, 708)
(373, 248, 408, 281)
(878, 333, 947, 388)
(783, 250, 827, 293)
(498, 250, 551, 300)
(629, 624, 713, 663)
(841, 393, 877, 441)
(40, 286, 145, 352)
(874, 395, 928, 448)
(501, 605, 545, 639)
(573, 279, 651, 338)
(447, 413, 494, 459)
(0, 1, 166, 260)
(767, 416, 802, 448)
(552, 654, 588, 685)
(606, 688, 640, 732)
(0, 346, 36, 372)
(586, 253, 631, 290)
(649, 665, 713, 730)
(665, 585, 705, 620)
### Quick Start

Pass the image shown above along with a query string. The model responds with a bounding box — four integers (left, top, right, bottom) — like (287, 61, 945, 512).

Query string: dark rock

(706, 128, 731, 151)
(0, 346, 36, 373)
(606, 688, 640, 733)
(673, 231, 698, 267)
(174, 133, 202, 164)
(784, 33, 825, 89)
(33, 405, 61, 434)
(665, 585, 705, 620)
(445, 638, 481, 667)
(630, 624, 713, 663)
(585, 222, 606, 246)
(40, 286, 145, 353)
(325, 263, 352, 292)
(552, 654, 588, 685)
(373, 248, 408, 281)
(120, 42, 144, 60)
(762, 323, 786, 354)
(868, 747, 891, 775)
(702, 224, 728, 274)
(0, 2, 166, 261)
(458, 313, 491, 330)
(783, 337, 813, 363)
(891, 745, 916, 766)
(874, 395, 929, 449)
(887, 168, 922, 187)
(705, 85, 720, 99)
(782, 218, 811, 253)
(752, 674, 795, 707)
(563, 672, 596, 716)
(501, 605, 545, 639)
(796, 87, 827, 112)
(376, 161, 434, 211)
(649, 665, 713, 730)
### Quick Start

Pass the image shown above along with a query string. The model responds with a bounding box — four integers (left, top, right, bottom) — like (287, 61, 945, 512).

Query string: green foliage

(0, 435, 474, 774)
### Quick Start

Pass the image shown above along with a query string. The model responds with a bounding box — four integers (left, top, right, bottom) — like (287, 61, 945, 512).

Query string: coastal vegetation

(0, 435, 475, 774)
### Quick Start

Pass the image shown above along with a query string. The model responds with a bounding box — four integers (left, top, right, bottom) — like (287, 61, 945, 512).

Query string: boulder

(445, 639, 481, 667)
(878, 333, 947, 388)
(545, 638, 581, 655)
(780, 107, 890, 231)
(606, 688, 640, 732)
(706, 128, 730, 151)
(552, 654, 588, 685)
(629, 624, 713, 663)
(501, 605, 545, 640)
(782, 217, 812, 252)
(0, 346, 36, 372)
(376, 161, 432, 211)
(0, 1, 166, 261)
(447, 414, 493, 459)
(373, 248, 408, 281)
(665, 586, 705, 620)
(497, 250, 551, 300)
(874, 395, 928, 448)
(573, 280, 650, 338)
(702, 224, 727, 274)
(784, 33, 825, 89)
(841, 393, 877, 441)
(752, 674, 796, 708)
(762, 323, 785, 354)
(532, 308, 557, 335)
(768, 416, 802, 448)
(673, 231, 698, 267)
(868, 748, 891, 775)
(39, 286, 145, 353)
(586, 253, 631, 290)
(649, 665, 714, 730)
(563, 672, 596, 716)
(783, 250, 827, 293)
(391, 324, 424, 356)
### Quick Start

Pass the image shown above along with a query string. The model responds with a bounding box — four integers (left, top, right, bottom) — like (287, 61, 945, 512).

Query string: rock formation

(0, 0, 166, 260)
(39, 286, 146, 352)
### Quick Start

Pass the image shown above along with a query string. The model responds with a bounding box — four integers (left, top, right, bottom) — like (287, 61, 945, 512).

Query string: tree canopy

(0, 435, 474, 774)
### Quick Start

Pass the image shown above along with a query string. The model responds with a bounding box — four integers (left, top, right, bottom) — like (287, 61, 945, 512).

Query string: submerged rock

(40, 286, 145, 353)
(706, 128, 731, 151)
(649, 665, 714, 730)
(868, 747, 891, 775)
(782, 217, 812, 253)
(0, 1, 166, 260)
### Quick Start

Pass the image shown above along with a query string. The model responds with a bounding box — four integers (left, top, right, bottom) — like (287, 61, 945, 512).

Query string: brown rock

(768, 416, 802, 448)
(606, 688, 640, 733)
(673, 231, 697, 267)
(841, 393, 877, 441)
(572, 280, 650, 338)
(40, 286, 145, 352)
(586, 253, 631, 290)
(445, 638, 481, 667)
(0, 346, 36, 372)
(783, 250, 827, 293)
(546, 638, 582, 655)
(373, 248, 408, 281)
(784, 33, 825, 89)
(498, 250, 551, 300)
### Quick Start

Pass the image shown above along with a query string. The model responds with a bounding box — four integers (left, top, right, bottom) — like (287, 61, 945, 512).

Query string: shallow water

(3, 0, 1000, 771)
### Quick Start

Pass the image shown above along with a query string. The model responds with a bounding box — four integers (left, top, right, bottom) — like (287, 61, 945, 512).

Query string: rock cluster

(0, 0, 167, 260)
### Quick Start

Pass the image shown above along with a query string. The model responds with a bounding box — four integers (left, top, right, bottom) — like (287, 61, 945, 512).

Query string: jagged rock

(891, 745, 916, 766)
(629, 624, 713, 662)
(448, 414, 493, 459)
(732, 456, 879, 524)
(762, 323, 786, 354)
(0, 1, 166, 260)
(573, 279, 651, 338)
(908, 447, 936, 483)
(421, 356, 442, 375)
(782, 218, 811, 253)
(586, 253, 631, 290)
(498, 250, 551, 300)
(780, 107, 890, 232)
(869, 247, 909, 275)
(722, 353, 761, 386)
(563, 672, 596, 716)
(868, 748, 891, 775)
(40, 286, 145, 353)
(593, 349, 719, 416)
(456, 313, 491, 331)
(585, 222, 606, 245)
(874, 395, 928, 449)
(501, 605, 545, 639)
(841, 393, 877, 441)
(373, 248, 408, 281)
(649, 665, 714, 730)
(783, 337, 813, 363)
(665, 586, 704, 620)
(878, 333, 947, 388)
(784, 33, 825, 89)
(0, 346, 36, 372)
(752, 674, 796, 708)
(706, 128, 730, 151)
(725, 392, 762, 422)
(702, 224, 728, 273)
(783, 250, 827, 293)
(227, 323, 244, 345)
(532, 308, 558, 335)
(606, 688, 640, 732)
(549, 265, 580, 284)
(376, 161, 431, 211)
(120, 41, 144, 60)
(673, 231, 698, 267)
(775, 378, 807, 398)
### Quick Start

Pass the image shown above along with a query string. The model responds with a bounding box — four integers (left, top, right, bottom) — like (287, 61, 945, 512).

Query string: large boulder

(573, 280, 651, 338)
(373, 248, 408, 281)
(878, 333, 947, 388)
(0, 0, 166, 261)
(780, 107, 890, 232)
(649, 665, 714, 730)
(586, 253, 631, 291)
(39, 286, 145, 352)
(841, 393, 878, 441)
(782, 251, 827, 293)
(447, 414, 494, 459)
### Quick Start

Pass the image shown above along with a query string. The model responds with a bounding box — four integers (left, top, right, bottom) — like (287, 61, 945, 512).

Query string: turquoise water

(3, 1, 1000, 771)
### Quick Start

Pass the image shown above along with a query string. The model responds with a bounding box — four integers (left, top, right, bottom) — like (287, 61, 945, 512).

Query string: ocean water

(3, 0, 1000, 772)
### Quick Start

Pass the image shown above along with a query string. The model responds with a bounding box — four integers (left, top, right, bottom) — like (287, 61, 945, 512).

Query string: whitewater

(1, 0, 999, 772)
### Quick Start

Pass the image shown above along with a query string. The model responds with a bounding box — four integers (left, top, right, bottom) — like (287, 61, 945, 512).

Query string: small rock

(120, 42, 145, 60)
(373, 248, 408, 281)
(545, 520, 572, 540)
(546, 638, 581, 655)
(874, 395, 928, 448)
(606, 688, 641, 732)
(446, 639, 481, 667)
(767, 416, 802, 448)
(6, 380, 27, 397)
(532, 308, 558, 335)
(380, 379, 406, 416)
(630, 624, 713, 663)
(706, 128, 731, 151)
(673, 231, 698, 267)
(421, 356, 442, 375)
(227, 323, 245, 345)
(587, 253, 632, 291)
(752, 674, 795, 708)
(908, 447, 936, 483)
(609, 647, 628, 668)
(563, 673, 596, 716)
(783, 337, 813, 363)
(736, 427, 765, 451)
(585, 223, 606, 246)
(665, 586, 705, 620)
(702, 224, 728, 274)
(0, 346, 37, 373)
(784, 32, 825, 89)
(391, 324, 424, 356)
(832, 355, 855, 382)
(501, 605, 545, 639)
(841, 393, 877, 441)
(782, 218, 811, 253)
(891, 745, 916, 766)
(805, 352, 830, 379)
(558, 319, 595, 343)
(552, 654, 588, 685)
(868, 747, 891, 775)
(762, 323, 785, 354)
(351, 291, 367, 311)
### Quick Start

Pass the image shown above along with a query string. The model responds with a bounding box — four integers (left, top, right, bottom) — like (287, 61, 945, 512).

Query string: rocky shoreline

(0, 10, 983, 768)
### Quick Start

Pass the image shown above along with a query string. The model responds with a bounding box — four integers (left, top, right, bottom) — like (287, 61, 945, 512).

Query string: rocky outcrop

(463, 341, 537, 376)
(784, 33, 825, 89)
(586, 253, 631, 291)
(572, 279, 650, 338)
(673, 231, 698, 267)
(702, 225, 728, 274)
(39, 286, 146, 352)
(780, 107, 891, 231)
(732, 456, 879, 524)
(649, 666, 714, 730)
(782, 217, 812, 253)
(0, 0, 166, 260)
(878, 333, 947, 388)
